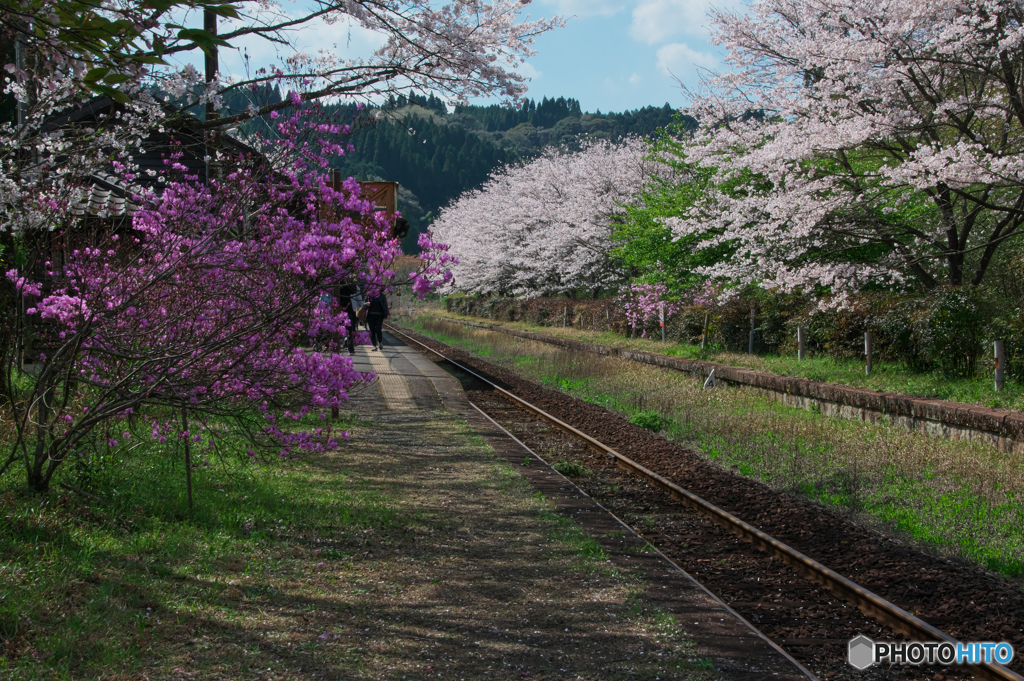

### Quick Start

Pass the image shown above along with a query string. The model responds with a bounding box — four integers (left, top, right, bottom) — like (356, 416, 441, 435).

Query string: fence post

(563, 306, 566, 328)
(797, 326, 804, 362)
(865, 331, 872, 376)
(748, 306, 755, 354)
(995, 340, 1005, 391)
(701, 313, 709, 350)
(660, 302, 665, 343)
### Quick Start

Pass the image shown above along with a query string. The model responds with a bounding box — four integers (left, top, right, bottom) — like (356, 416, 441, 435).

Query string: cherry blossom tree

(4, 0, 563, 107)
(666, 0, 1024, 301)
(0, 0, 565, 252)
(182, 0, 565, 128)
(431, 138, 662, 297)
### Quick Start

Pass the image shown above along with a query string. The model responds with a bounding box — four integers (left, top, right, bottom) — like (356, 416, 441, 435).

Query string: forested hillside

(328, 93, 688, 253)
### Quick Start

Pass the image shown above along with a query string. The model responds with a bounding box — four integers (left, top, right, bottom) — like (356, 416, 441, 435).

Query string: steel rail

(467, 399, 819, 681)
(386, 322, 1024, 681)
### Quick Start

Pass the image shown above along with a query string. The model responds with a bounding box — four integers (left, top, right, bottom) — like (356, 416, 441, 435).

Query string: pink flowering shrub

(618, 283, 684, 338)
(1, 108, 452, 493)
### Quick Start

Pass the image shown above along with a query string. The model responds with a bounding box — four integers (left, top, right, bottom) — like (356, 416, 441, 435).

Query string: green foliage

(7, 0, 237, 100)
(610, 115, 724, 295)
(778, 288, 995, 377)
(552, 460, 588, 477)
(870, 287, 992, 377)
(452, 97, 678, 135)
(629, 409, 664, 432)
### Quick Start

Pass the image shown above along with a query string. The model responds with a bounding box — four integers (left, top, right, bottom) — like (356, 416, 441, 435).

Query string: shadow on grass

(1, 411, 708, 681)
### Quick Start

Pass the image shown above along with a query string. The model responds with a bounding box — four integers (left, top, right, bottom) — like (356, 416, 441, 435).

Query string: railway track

(386, 322, 1024, 681)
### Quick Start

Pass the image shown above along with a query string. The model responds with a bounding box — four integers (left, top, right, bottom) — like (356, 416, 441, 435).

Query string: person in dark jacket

(366, 292, 389, 351)
(337, 283, 358, 356)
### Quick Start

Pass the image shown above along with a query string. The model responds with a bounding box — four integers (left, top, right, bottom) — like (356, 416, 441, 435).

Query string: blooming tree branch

(665, 0, 1024, 301)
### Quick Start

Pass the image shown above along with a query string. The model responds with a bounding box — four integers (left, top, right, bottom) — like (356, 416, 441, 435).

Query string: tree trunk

(183, 409, 193, 510)
(28, 387, 53, 492)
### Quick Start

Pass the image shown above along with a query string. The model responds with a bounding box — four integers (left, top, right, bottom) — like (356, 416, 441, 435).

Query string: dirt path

(166, 410, 717, 681)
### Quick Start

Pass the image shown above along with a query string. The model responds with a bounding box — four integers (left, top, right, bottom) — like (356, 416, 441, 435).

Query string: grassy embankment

(427, 306, 1024, 411)
(397, 314, 1024, 580)
(1, 404, 712, 680)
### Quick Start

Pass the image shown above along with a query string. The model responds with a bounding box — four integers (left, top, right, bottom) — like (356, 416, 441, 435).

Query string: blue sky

(171, 0, 739, 115)
(521, 0, 734, 113)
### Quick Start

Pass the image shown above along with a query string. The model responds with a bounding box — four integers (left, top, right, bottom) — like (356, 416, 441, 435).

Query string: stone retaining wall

(447, 318, 1023, 454)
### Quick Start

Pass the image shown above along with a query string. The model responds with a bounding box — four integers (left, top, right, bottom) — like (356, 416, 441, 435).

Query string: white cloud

(655, 42, 715, 77)
(628, 72, 641, 85)
(629, 0, 721, 45)
(537, 0, 627, 18)
(514, 60, 543, 81)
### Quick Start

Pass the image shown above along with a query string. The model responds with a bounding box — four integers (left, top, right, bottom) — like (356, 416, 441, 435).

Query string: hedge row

(443, 287, 1022, 380)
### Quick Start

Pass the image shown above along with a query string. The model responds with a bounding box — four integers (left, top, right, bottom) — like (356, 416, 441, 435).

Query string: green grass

(0, 412, 398, 679)
(431, 309, 1024, 410)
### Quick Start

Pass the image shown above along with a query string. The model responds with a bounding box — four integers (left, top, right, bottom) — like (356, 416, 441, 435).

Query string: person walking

(337, 283, 358, 356)
(366, 291, 389, 351)
(351, 285, 365, 331)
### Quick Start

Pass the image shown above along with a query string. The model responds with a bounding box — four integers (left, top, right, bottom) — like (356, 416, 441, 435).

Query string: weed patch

(553, 460, 589, 477)
(630, 410, 665, 432)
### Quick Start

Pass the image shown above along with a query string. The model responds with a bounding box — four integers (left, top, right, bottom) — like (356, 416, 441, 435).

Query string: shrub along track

(388, 323, 1024, 681)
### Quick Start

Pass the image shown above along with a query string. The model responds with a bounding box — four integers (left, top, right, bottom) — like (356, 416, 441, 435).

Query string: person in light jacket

(366, 292, 389, 351)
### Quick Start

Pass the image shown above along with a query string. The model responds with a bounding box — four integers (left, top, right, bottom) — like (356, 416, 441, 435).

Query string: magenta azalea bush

(1, 107, 453, 493)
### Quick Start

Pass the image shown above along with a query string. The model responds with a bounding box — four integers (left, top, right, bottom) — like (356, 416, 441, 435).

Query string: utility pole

(204, 9, 219, 123)
(14, 35, 26, 130)
(204, 9, 220, 180)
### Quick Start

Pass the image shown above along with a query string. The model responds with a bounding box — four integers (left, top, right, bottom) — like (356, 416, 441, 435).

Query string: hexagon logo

(848, 635, 876, 670)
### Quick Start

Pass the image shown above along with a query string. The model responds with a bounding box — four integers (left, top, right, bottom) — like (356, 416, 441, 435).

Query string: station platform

(345, 331, 468, 414)
(333, 329, 815, 681)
